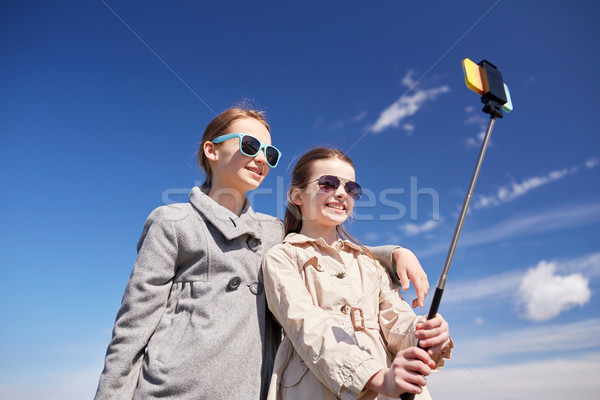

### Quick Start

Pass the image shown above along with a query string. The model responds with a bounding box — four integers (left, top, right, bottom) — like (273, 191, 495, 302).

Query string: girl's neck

(299, 224, 338, 246)
(207, 183, 247, 216)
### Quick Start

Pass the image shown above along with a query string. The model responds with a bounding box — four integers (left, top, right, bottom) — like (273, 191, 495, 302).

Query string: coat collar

(189, 186, 261, 240)
(283, 232, 362, 252)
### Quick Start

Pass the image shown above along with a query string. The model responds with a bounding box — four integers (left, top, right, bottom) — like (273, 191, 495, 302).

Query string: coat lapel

(188, 186, 262, 241)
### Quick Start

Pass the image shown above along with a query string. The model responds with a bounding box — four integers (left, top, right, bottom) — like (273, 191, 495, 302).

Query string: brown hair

(284, 147, 375, 258)
(197, 107, 270, 189)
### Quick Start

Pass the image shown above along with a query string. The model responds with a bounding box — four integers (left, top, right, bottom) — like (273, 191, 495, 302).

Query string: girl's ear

(204, 141, 218, 162)
(290, 187, 303, 206)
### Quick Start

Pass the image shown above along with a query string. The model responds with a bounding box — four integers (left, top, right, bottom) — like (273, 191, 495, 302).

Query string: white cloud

(474, 167, 571, 209)
(350, 110, 367, 122)
(517, 261, 591, 321)
(462, 202, 600, 247)
(465, 131, 485, 148)
(403, 123, 414, 132)
(362, 231, 380, 242)
(427, 353, 600, 400)
(401, 69, 417, 87)
(443, 251, 600, 307)
(585, 157, 599, 169)
(464, 109, 489, 148)
(399, 218, 444, 236)
(419, 202, 600, 257)
(371, 85, 450, 133)
(443, 269, 522, 305)
(328, 110, 368, 132)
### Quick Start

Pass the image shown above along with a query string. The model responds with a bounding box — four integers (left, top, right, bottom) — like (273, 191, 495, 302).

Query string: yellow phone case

(462, 58, 485, 95)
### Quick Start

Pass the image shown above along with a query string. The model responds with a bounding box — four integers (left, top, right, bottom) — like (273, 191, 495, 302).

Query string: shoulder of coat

(148, 202, 195, 224)
(253, 212, 283, 226)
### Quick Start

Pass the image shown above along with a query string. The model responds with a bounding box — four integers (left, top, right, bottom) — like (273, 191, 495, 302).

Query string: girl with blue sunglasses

(95, 107, 430, 400)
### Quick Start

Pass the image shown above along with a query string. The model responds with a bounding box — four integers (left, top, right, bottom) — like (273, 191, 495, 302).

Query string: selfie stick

(400, 59, 512, 400)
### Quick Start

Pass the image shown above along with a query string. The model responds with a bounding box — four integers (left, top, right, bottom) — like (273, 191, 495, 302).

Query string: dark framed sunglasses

(306, 175, 362, 200)
(211, 133, 281, 168)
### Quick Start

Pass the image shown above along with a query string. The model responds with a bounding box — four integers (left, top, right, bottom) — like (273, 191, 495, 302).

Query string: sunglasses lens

(240, 135, 261, 157)
(345, 181, 362, 200)
(318, 175, 340, 191)
(265, 146, 280, 167)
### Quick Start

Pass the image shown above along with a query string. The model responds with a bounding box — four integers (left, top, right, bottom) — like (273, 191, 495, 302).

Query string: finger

(417, 314, 446, 332)
(427, 338, 451, 357)
(405, 358, 433, 376)
(403, 346, 433, 365)
(419, 330, 450, 349)
(401, 370, 428, 388)
(397, 379, 424, 396)
(397, 266, 410, 291)
(414, 279, 426, 308)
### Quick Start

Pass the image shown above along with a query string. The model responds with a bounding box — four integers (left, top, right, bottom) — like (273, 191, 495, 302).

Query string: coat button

(248, 281, 263, 295)
(227, 276, 242, 291)
(336, 272, 346, 279)
(247, 237, 261, 252)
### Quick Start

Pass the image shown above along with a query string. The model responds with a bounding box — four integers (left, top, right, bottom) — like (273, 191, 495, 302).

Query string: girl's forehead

(309, 158, 355, 180)
(226, 118, 271, 142)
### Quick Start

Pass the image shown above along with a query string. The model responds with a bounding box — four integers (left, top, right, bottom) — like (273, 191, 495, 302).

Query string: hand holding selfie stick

(400, 59, 512, 400)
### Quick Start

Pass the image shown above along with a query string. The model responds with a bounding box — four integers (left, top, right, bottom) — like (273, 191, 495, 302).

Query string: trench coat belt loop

(350, 307, 365, 331)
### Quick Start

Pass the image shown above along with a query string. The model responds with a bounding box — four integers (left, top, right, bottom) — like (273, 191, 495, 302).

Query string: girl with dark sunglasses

(262, 148, 453, 400)
(95, 108, 430, 400)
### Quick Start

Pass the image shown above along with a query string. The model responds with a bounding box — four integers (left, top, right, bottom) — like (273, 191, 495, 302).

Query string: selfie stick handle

(399, 115, 496, 400)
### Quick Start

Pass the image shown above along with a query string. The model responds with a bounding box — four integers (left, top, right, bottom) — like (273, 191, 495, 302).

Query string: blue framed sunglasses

(211, 133, 282, 168)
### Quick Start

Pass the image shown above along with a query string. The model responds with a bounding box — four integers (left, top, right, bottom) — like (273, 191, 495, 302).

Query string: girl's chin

(238, 171, 264, 188)
(323, 211, 349, 224)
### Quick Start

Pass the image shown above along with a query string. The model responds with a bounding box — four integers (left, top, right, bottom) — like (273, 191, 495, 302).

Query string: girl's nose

(254, 149, 268, 166)
(334, 184, 347, 198)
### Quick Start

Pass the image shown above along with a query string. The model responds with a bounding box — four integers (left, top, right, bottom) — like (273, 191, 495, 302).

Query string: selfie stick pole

(399, 114, 496, 400)
(400, 58, 511, 400)
(429, 114, 494, 320)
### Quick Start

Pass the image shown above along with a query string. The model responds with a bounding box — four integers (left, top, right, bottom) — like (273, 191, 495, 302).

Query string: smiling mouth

(245, 166, 263, 176)
(326, 202, 346, 211)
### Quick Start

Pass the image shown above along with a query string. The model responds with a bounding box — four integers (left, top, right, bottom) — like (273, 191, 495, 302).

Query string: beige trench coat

(262, 233, 451, 400)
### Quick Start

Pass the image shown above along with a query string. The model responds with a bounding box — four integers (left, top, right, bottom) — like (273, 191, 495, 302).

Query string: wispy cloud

(463, 111, 489, 148)
(444, 251, 600, 307)
(420, 202, 600, 257)
(517, 260, 591, 321)
(399, 217, 444, 236)
(466, 201, 600, 245)
(370, 71, 450, 134)
(401, 69, 417, 87)
(474, 167, 572, 208)
(585, 156, 599, 169)
(328, 111, 368, 132)
(475, 157, 598, 209)
(428, 352, 600, 400)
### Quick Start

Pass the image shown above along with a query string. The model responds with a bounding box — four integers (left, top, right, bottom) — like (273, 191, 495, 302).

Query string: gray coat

(95, 187, 285, 400)
(95, 186, 398, 400)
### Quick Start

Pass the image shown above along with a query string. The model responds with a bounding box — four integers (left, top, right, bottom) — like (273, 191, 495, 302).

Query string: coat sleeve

(376, 263, 421, 355)
(95, 207, 179, 400)
(377, 266, 452, 370)
(262, 245, 382, 400)
(367, 245, 403, 286)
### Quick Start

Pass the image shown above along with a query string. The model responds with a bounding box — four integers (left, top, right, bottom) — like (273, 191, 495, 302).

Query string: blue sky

(1, 1, 599, 399)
